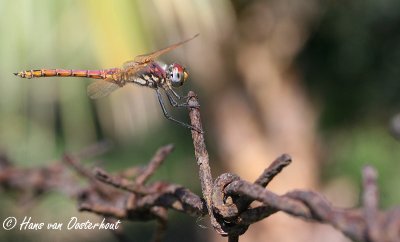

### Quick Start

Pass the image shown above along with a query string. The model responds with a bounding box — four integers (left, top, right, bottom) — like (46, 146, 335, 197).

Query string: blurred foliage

(299, 0, 400, 129)
(324, 125, 400, 208)
(299, 0, 400, 207)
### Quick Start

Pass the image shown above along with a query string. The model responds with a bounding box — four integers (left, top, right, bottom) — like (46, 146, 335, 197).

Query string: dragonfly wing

(87, 79, 121, 99)
(122, 61, 146, 72)
(133, 33, 199, 64)
(120, 63, 149, 83)
(122, 60, 138, 69)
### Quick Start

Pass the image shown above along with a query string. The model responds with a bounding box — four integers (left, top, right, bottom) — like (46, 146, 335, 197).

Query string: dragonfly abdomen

(14, 69, 120, 79)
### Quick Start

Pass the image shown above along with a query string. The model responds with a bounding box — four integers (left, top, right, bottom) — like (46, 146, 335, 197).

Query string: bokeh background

(1, 0, 400, 241)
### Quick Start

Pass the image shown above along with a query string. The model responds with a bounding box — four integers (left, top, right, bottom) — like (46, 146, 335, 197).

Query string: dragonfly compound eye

(169, 63, 187, 87)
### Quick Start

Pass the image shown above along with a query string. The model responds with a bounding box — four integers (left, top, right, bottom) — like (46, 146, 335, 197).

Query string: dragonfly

(15, 34, 202, 133)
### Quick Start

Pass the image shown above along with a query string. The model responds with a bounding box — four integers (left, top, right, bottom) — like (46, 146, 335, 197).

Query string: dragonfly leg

(156, 89, 203, 133)
(165, 91, 200, 108)
(173, 90, 199, 102)
(170, 89, 199, 104)
(165, 89, 200, 108)
(169, 88, 183, 100)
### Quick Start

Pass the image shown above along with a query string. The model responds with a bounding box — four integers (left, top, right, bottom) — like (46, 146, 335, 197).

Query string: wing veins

(87, 79, 121, 99)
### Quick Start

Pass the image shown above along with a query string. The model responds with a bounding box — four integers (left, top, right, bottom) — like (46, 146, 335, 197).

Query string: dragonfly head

(167, 63, 188, 88)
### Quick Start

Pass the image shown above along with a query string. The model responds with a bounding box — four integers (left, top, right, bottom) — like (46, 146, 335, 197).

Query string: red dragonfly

(15, 34, 201, 132)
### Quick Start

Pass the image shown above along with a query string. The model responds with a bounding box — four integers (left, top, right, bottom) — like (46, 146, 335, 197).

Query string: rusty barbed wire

(0, 92, 399, 242)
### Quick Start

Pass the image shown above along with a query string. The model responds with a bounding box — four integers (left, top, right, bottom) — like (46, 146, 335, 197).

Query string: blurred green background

(0, 0, 400, 241)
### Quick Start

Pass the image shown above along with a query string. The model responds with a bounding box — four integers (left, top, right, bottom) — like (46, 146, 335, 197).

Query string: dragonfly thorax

(166, 63, 188, 88)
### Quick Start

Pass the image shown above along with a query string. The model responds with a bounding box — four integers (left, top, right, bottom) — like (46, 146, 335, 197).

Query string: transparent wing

(87, 79, 121, 99)
(122, 61, 146, 73)
(122, 60, 141, 69)
(133, 33, 199, 64)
